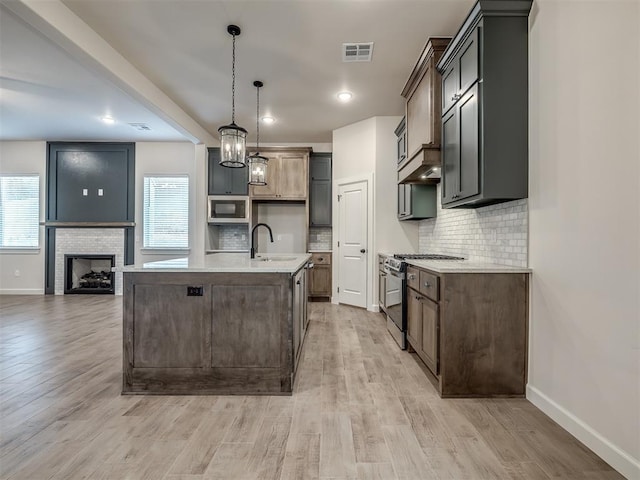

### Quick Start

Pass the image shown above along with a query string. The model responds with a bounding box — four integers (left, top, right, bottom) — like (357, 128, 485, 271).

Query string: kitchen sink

(255, 256, 297, 262)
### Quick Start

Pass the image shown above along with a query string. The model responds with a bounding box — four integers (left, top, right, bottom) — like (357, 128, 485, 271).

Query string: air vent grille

(128, 123, 151, 131)
(342, 42, 374, 62)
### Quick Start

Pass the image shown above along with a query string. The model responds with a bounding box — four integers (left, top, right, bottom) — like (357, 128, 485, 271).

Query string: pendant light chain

(255, 84, 260, 149)
(231, 32, 236, 124)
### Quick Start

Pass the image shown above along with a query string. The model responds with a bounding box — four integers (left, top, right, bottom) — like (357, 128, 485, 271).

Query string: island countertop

(117, 252, 312, 274)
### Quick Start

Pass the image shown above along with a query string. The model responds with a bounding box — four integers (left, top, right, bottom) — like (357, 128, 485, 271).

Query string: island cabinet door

(132, 284, 211, 368)
(210, 284, 282, 368)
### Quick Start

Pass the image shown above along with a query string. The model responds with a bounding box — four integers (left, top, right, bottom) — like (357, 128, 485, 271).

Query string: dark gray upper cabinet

(47, 142, 135, 222)
(309, 153, 332, 227)
(437, 0, 532, 208)
(208, 148, 248, 195)
(395, 117, 407, 165)
(398, 184, 437, 221)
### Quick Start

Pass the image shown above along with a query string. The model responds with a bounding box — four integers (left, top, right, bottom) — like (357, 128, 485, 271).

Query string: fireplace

(64, 254, 115, 294)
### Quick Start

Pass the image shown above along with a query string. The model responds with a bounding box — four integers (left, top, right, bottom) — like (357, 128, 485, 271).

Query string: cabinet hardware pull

(424, 282, 431, 288)
(408, 274, 415, 280)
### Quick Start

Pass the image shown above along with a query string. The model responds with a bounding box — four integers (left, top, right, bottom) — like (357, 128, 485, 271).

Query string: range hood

(397, 143, 441, 184)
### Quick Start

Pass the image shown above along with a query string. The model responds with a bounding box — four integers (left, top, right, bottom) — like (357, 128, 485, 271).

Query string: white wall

(332, 116, 420, 311)
(528, 2, 640, 478)
(0, 141, 47, 294)
(375, 116, 419, 255)
(134, 142, 206, 264)
(256, 203, 307, 254)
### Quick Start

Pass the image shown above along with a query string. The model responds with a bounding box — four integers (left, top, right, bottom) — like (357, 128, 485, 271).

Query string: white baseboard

(0, 288, 44, 295)
(368, 304, 380, 313)
(527, 385, 640, 480)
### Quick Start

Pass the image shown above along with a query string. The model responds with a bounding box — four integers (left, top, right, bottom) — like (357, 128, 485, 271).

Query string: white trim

(527, 385, 640, 480)
(0, 289, 44, 295)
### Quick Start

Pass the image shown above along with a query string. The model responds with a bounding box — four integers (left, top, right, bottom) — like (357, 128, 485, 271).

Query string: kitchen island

(118, 253, 311, 395)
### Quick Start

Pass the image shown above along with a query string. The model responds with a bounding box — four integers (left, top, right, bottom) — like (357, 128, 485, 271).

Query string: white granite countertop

(117, 253, 312, 274)
(308, 249, 332, 253)
(405, 259, 531, 274)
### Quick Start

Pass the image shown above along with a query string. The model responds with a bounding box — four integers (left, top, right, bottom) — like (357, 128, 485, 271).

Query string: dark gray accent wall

(47, 142, 135, 222)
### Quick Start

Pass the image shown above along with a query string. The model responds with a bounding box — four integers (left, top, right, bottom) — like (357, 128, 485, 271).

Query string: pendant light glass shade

(248, 154, 268, 185)
(219, 25, 247, 168)
(218, 123, 247, 167)
(248, 80, 269, 186)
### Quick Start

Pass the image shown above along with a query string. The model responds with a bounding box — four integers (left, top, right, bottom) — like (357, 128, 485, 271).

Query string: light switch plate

(98, 189, 104, 196)
(82, 189, 88, 196)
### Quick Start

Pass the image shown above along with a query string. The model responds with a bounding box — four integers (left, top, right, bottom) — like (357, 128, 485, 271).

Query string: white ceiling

(0, 0, 474, 144)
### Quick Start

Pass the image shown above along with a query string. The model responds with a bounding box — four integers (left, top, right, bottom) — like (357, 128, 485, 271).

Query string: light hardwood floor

(0, 295, 623, 480)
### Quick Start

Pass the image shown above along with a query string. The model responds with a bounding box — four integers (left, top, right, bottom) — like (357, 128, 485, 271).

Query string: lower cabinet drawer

(311, 252, 331, 265)
(419, 270, 439, 301)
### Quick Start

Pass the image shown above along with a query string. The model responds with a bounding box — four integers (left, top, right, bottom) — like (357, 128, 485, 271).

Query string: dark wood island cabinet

(120, 253, 310, 395)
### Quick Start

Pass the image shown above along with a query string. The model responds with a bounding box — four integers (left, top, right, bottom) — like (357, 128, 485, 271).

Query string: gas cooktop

(393, 253, 465, 260)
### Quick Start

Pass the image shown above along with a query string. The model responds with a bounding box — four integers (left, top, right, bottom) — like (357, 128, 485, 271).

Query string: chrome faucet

(250, 223, 274, 259)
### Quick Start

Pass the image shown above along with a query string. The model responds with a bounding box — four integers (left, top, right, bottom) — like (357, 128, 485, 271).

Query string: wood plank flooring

(0, 295, 623, 479)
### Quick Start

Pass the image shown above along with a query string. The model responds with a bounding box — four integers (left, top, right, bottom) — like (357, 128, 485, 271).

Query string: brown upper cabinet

(249, 147, 311, 200)
(398, 38, 450, 184)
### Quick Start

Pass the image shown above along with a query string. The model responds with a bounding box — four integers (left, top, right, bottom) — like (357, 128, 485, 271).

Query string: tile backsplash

(217, 224, 249, 251)
(309, 226, 332, 251)
(419, 185, 528, 266)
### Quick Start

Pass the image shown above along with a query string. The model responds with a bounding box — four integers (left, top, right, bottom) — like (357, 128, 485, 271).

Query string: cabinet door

(310, 155, 331, 181)
(442, 63, 458, 115)
(458, 29, 479, 97)
(250, 155, 280, 198)
(406, 288, 422, 352)
(230, 166, 249, 195)
(458, 84, 480, 201)
(397, 184, 406, 217)
(441, 108, 459, 205)
(208, 149, 232, 195)
(279, 154, 308, 199)
(133, 284, 210, 368)
(310, 180, 331, 226)
(309, 265, 331, 296)
(420, 297, 439, 375)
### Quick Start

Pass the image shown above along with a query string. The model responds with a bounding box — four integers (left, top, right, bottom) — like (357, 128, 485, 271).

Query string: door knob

(360, 249, 366, 254)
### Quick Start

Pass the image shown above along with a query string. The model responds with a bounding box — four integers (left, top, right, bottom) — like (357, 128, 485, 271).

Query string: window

(0, 175, 40, 249)
(143, 176, 189, 249)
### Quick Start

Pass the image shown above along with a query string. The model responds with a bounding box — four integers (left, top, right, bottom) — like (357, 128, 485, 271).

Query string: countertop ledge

(116, 253, 312, 274)
(405, 259, 531, 274)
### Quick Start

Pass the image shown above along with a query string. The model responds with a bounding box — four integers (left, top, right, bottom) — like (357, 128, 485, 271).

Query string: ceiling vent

(128, 123, 151, 131)
(342, 42, 374, 62)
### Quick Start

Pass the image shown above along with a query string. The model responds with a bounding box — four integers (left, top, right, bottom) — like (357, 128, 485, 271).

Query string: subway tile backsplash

(418, 185, 528, 267)
(309, 226, 332, 251)
(217, 224, 249, 251)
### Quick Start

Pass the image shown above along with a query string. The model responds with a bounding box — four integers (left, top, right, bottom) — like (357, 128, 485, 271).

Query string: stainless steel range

(380, 253, 464, 349)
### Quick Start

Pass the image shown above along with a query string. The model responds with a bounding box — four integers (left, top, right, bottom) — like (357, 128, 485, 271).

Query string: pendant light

(218, 25, 247, 168)
(247, 80, 269, 186)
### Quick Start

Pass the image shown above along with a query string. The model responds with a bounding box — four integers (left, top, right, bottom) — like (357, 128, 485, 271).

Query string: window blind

(143, 176, 189, 249)
(0, 175, 39, 248)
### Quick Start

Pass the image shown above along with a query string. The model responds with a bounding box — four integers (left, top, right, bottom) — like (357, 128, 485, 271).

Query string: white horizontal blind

(0, 175, 39, 248)
(143, 176, 189, 249)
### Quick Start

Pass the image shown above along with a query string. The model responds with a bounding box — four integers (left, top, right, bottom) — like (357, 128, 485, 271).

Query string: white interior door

(338, 180, 368, 308)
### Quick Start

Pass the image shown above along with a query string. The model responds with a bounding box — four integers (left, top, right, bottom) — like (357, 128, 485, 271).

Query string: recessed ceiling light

(101, 115, 115, 125)
(261, 116, 275, 124)
(420, 174, 428, 179)
(337, 91, 353, 102)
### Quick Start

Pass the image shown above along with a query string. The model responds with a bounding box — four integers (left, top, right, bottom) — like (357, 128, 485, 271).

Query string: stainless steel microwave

(207, 196, 250, 224)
